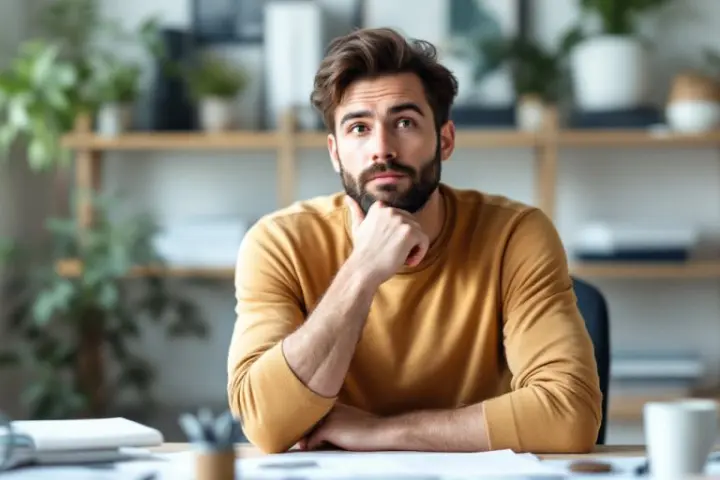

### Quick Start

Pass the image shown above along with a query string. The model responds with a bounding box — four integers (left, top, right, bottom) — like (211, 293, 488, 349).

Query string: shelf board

(608, 391, 709, 422)
(570, 261, 720, 279)
(295, 129, 538, 149)
(56, 259, 234, 279)
(57, 258, 720, 280)
(558, 129, 720, 147)
(61, 131, 281, 151)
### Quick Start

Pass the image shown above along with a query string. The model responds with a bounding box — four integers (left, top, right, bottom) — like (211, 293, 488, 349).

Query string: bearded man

(227, 27, 602, 455)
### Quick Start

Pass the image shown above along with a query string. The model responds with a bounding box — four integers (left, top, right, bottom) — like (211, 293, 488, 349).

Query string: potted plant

(568, 0, 673, 111)
(186, 55, 248, 133)
(88, 56, 142, 137)
(476, 31, 580, 130)
(0, 0, 161, 171)
(0, 192, 208, 419)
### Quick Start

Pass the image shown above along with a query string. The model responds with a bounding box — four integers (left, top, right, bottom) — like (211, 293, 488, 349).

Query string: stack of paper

(0, 417, 163, 470)
(234, 449, 565, 478)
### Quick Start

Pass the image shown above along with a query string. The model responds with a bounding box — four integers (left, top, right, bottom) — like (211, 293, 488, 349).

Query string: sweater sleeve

(227, 219, 336, 453)
(482, 208, 603, 454)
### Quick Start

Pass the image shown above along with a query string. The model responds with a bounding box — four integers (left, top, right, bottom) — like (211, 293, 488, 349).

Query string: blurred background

(1, 0, 720, 445)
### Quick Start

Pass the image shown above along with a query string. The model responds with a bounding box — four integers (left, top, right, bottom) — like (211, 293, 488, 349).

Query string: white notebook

(1, 417, 164, 470)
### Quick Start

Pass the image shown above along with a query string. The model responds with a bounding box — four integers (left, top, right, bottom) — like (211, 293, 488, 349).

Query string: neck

(413, 187, 445, 245)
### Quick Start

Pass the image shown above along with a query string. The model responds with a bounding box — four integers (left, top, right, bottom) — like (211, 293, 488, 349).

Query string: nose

(369, 126, 397, 163)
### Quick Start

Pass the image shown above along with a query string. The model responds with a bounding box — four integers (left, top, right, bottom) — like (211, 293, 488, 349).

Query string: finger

(306, 430, 326, 450)
(297, 437, 308, 450)
(405, 232, 430, 267)
(344, 196, 366, 232)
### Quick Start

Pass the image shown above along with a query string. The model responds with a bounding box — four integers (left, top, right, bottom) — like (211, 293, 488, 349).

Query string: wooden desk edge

(151, 442, 647, 459)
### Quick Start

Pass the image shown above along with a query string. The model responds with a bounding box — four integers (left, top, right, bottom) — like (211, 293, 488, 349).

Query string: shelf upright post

(70, 112, 106, 416)
(72, 113, 103, 228)
(277, 109, 297, 208)
(535, 106, 560, 221)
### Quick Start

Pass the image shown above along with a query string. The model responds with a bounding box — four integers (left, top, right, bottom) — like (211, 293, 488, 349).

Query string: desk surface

(152, 442, 645, 460)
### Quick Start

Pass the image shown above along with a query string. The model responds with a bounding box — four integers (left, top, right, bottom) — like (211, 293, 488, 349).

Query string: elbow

(227, 380, 296, 454)
(242, 419, 296, 454)
(541, 396, 602, 454)
(227, 374, 315, 454)
(549, 415, 599, 453)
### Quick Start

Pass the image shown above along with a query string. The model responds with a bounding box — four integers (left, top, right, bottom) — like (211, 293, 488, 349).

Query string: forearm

(282, 254, 379, 398)
(375, 404, 490, 452)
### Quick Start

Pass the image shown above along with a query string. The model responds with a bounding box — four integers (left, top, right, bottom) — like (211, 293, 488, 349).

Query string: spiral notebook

(0, 417, 163, 470)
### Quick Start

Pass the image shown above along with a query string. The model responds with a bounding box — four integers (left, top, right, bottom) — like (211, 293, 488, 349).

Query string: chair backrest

(571, 276, 610, 445)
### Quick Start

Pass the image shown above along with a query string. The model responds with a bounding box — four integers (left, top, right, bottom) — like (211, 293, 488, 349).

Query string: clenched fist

(345, 196, 429, 284)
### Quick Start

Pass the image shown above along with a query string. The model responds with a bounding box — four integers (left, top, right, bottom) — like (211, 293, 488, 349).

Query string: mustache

(359, 160, 416, 184)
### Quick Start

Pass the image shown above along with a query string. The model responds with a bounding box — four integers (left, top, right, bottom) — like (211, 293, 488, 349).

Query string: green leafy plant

(0, 41, 82, 170)
(0, 191, 208, 420)
(86, 56, 143, 104)
(476, 29, 584, 102)
(577, 0, 673, 36)
(0, 0, 161, 171)
(186, 55, 248, 100)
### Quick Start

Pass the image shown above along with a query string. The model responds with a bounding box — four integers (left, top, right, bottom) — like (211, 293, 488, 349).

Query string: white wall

(64, 0, 720, 442)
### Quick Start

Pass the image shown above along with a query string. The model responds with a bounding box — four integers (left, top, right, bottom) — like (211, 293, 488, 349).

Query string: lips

(370, 172, 405, 180)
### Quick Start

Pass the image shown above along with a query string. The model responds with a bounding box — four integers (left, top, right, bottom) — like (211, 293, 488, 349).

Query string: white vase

(200, 97, 234, 132)
(97, 103, 132, 137)
(517, 95, 546, 131)
(570, 35, 649, 111)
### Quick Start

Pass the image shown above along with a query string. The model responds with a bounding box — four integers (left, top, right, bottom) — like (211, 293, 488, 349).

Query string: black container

(148, 28, 198, 131)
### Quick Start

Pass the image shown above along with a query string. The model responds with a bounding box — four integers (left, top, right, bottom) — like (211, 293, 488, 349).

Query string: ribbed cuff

(482, 395, 522, 452)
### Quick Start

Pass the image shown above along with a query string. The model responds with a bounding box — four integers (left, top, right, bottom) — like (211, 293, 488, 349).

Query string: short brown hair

(310, 28, 458, 132)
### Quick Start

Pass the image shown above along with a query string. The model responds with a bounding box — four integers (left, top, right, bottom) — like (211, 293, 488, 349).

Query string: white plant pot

(517, 96, 546, 131)
(570, 35, 649, 111)
(97, 103, 132, 137)
(666, 101, 720, 134)
(200, 97, 235, 132)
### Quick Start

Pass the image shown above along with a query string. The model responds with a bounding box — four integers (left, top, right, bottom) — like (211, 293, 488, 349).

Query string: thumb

(344, 196, 365, 232)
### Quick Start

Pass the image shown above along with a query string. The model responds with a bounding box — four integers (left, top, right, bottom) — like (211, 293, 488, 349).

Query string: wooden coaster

(568, 460, 614, 474)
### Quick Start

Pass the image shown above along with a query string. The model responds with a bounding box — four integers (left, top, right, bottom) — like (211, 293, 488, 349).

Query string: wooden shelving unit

(60, 108, 720, 423)
(60, 107, 720, 283)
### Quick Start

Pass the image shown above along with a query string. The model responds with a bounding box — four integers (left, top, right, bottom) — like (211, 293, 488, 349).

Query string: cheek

(398, 131, 434, 159)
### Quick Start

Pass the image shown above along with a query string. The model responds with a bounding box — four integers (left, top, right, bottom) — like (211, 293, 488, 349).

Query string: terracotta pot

(668, 72, 720, 103)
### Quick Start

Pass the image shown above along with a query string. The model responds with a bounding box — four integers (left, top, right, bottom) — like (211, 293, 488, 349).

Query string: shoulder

(446, 185, 545, 236)
(240, 192, 347, 255)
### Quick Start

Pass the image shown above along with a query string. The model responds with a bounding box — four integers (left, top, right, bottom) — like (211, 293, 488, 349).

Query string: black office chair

(572, 276, 610, 445)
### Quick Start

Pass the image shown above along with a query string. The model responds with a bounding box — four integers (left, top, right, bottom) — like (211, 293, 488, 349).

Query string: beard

(339, 136, 442, 215)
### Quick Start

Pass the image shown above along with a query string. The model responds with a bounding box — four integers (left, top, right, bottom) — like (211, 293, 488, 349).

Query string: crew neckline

(342, 183, 456, 275)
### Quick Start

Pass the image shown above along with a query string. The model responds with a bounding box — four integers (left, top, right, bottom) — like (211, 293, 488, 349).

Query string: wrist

(344, 251, 384, 291)
(370, 415, 405, 450)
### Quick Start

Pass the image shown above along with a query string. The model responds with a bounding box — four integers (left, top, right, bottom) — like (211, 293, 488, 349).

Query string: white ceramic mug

(644, 399, 718, 478)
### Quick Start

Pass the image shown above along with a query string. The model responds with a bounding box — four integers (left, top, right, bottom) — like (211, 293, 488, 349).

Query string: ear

(438, 121, 455, 162)
(328, 133, 340, 173)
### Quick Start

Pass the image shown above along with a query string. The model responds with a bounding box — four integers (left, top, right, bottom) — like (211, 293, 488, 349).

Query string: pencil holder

(178, 408, 243, 480)
(195, 448, 235, 480)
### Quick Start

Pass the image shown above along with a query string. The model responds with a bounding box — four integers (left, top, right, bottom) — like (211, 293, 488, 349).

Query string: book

(0, 417, 163, 470)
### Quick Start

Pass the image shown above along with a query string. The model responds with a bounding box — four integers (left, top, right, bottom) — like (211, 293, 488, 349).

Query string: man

(227, 27, 602, 455)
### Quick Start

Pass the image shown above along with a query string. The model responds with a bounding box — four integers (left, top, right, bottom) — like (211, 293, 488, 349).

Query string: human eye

(349, 123, 369, 134)
(396, 118, 415, 129)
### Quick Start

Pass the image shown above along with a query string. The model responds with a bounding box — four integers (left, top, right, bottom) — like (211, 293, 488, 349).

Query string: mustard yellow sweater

(228, 184, 602, 454)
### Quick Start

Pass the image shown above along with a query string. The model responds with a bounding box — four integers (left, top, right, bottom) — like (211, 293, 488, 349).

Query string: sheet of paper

(0, 464, 156, 480)
(11, 417, 163, 451)
(235, 449, 565, 478)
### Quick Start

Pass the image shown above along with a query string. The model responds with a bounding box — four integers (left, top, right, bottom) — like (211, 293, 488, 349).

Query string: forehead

(336, 73, 431, 117)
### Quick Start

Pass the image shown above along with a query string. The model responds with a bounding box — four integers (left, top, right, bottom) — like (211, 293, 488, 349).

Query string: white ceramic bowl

(666, 101, 720, 133)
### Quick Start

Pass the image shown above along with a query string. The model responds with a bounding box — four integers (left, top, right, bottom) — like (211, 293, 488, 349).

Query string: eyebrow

(339, 102, 425, 126)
